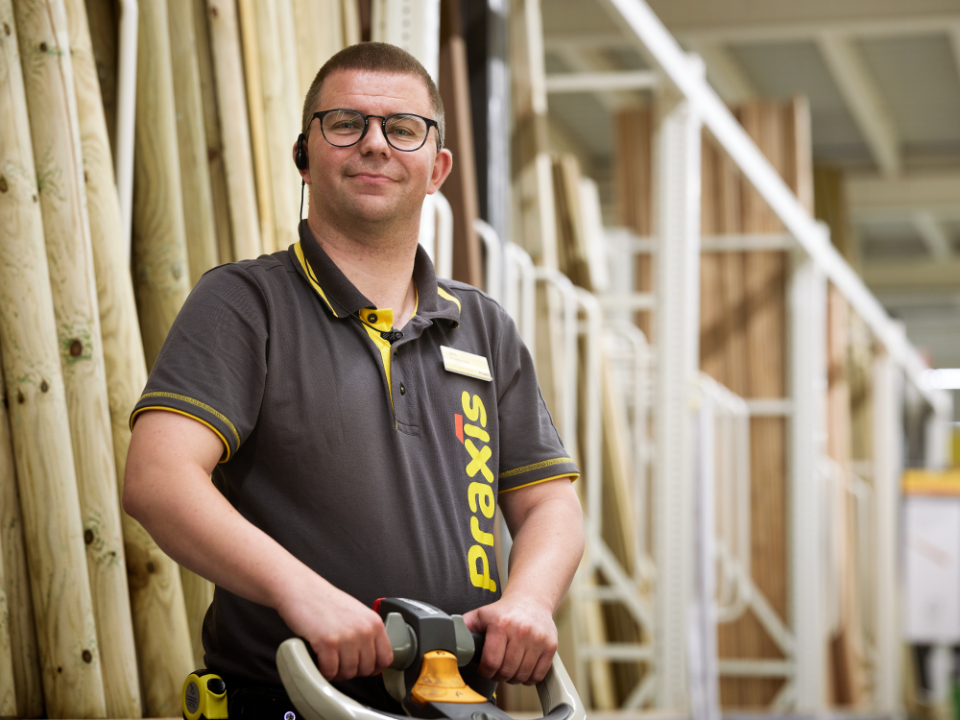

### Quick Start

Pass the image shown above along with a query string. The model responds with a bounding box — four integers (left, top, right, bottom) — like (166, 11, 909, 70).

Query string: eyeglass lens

(321, 110, 429, 151)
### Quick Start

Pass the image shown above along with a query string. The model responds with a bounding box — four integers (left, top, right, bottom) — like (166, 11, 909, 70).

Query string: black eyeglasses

(311, 109, 441, 152)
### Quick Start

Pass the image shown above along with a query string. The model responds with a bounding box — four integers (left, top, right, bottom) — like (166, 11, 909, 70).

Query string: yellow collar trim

(294, 242, 338, 317)
(437, 287, 461, 312)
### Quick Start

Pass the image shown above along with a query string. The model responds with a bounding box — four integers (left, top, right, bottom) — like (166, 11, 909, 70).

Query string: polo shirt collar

(293, 220, 461, 325)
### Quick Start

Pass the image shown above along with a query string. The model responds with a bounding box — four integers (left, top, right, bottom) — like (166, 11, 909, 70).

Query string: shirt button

(400, 384, 406, 395)
(367, 313, 378, 323)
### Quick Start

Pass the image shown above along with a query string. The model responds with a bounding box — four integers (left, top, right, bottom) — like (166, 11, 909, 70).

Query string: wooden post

(0, 522, 16, 717)
(16, 1, 143, 716)
(236, 0, 277, 254)
(131, 1, 198, 714)
(0, 350, 43, 719)
(206, 0, 261, 262)
(438, 0, 482, 287)
(341, 0, 360, 45)
(133, 0, 191, 368)
(252, 0, 300, 251)
(0, 2, 106, 714)
(168, 0, 219, 286)
(292, 0, 342, 98)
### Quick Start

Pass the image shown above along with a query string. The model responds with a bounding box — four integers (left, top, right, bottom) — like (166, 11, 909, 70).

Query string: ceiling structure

(537, 0, 960, 370)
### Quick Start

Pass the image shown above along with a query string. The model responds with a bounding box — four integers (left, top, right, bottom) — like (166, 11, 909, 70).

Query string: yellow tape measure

(182, 670, 228, 720)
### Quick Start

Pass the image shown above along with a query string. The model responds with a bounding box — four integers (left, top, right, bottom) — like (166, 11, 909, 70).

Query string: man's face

(297, 69, 452, 230)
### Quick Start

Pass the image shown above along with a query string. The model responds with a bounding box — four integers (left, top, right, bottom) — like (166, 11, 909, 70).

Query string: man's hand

(464, 477, 583, 685)
(463, 595, 557, 685)
(276, 581, 394, 681)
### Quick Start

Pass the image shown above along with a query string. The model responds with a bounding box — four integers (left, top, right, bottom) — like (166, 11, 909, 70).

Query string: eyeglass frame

(309, 109, 442, 152)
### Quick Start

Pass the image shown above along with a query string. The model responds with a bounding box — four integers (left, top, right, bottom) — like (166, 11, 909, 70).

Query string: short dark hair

(301, 42, 445, 148)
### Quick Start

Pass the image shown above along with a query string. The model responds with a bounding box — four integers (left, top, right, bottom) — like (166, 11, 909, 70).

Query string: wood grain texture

(236, 0, 276, 255)
(130, 1, 198, 713)
(178, 566, 213, 670)
(192, 0, 232, 266)
(168, 0, 219, 286)
(257, 0, 300, 252)
(0, 358, 19, 720)
(206, 0, 261, 262)
(341, 0, 360, 45)
(80, 0, 117, 152)
(17, 1, 142, 715)
(508, 0, 556, 269)
(614, 108, 653, 339)
(438, 0, 481, 287)
(0, 350, 43, 719)
(0, 1, 106, 713)
(132, 0, 191, 368)
(292, 0, 341, 99)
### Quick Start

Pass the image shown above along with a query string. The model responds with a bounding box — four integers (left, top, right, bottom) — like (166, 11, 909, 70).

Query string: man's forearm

(500, 484, 584, 611)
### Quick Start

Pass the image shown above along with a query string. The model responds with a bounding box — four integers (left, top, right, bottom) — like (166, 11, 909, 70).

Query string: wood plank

(614, 108, 653, 339)
(206, 0, 262, 262)
(16, 2, 142, 716)
(735, 100, 790, 708)
(342, 0, 361, 46)
(167, 0, 219, 287)
(0, 356, 21, 720)
(133, 0, 192, 367)
(168, 0, 219, 285)
(193, 0, 233, 265)
(292, 0, 342, 99)
(438, 0, 482, 287)
(131, 0, 198, 713)
(0, 349, 42, 719)
(236, 0, 276, 255)
(0, 2, 106, 712)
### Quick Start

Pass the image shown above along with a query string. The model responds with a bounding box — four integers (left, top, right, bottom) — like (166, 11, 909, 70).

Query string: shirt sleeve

(493, 309, 580, 493)
(129, 263, 269, 462)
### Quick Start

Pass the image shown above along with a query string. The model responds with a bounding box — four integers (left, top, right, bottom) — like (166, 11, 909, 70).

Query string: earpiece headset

(295, 133, 308, 170)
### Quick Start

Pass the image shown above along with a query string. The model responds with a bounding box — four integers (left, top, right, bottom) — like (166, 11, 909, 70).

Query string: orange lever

(410, 650, 487, 705)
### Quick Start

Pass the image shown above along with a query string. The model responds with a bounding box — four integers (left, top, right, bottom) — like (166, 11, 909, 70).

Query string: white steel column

(787, 249, 828, 711)
(653, 74, 702, 711)
(872, 353, 904, 713)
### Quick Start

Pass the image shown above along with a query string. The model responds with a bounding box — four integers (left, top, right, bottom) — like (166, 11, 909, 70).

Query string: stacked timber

(206, 0, 262, 262)
(0, 2, 106, 714)
(15, 1, 141, 715)
(616, 98, 815, 709)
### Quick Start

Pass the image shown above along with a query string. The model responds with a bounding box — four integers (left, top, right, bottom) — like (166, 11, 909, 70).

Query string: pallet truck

(183, 598, 586, 720)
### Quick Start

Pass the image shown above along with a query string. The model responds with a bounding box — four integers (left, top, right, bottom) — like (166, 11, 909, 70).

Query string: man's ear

(426, 148, 453, 195)
(292, 136, 311, 183)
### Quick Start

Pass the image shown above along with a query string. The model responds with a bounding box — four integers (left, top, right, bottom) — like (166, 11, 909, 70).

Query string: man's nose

(358, 119, 391, 154)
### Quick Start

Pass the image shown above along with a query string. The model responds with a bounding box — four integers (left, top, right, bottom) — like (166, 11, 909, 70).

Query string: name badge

(440, 346, 493, 382)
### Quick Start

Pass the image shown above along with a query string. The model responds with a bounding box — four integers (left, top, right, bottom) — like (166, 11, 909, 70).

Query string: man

(123, 42, 583, 715)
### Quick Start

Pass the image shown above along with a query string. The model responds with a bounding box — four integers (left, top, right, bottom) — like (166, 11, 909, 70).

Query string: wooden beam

(817, 34, 900, 178)
(549, 45, 644, 110)
(950, 25, 960, 96)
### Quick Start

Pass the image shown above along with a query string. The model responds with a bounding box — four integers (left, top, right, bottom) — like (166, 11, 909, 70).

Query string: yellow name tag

(440, 346, 493, 382)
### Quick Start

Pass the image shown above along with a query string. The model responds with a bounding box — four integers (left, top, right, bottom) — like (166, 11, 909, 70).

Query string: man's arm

(463, 478, 583, 685)
(123, 410, 393, 680)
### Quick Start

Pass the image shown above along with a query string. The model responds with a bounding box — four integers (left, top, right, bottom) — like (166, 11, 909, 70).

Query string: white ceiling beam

(545, 70, 658, 93)
(913, 212, 954, 259)
(864, 258, 960, 289)
(950, 25, 960, 88)
(673, 14, 960, 45)
(549, 46, 642, 111)
(817, 34, 901, 178)
(846, 172, 960, 220)
(685, 41, 758, 104)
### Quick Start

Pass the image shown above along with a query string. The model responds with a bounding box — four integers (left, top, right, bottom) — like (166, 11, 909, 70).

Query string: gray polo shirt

(131, 221, 579, 684)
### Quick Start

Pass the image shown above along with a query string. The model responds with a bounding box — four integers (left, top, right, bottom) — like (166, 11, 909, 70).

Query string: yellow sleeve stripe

(294, 242, 338, 317)
(499, 456, 574, 479)
(135, 391, 240, 447)
(499, 473, 579, 494)
(130, 406, 231, 464)
(437, 287, 461, 312)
